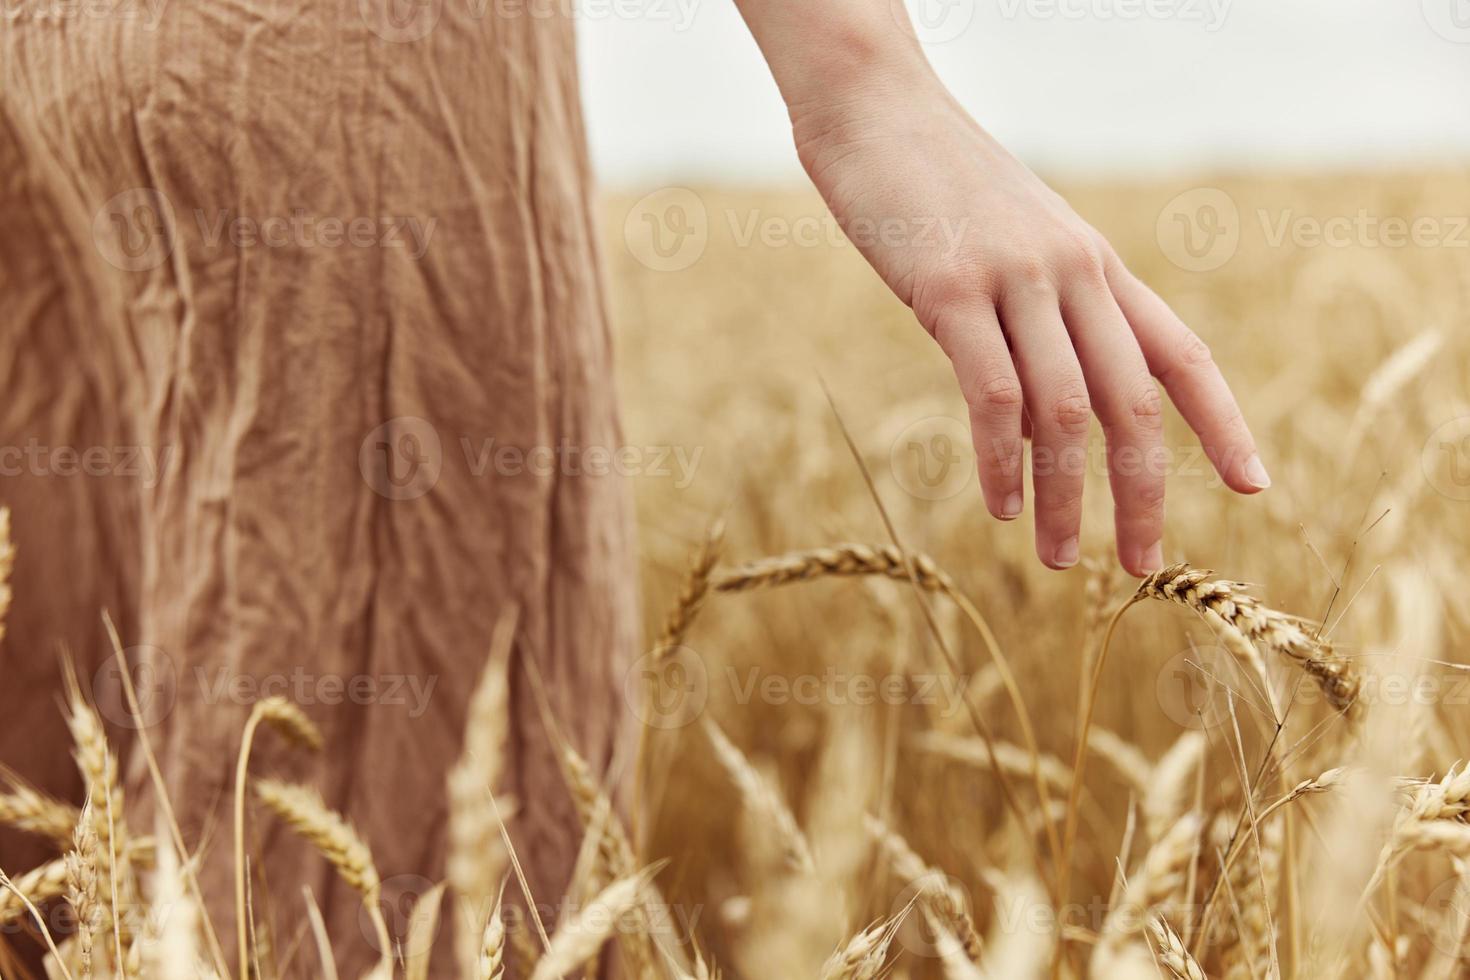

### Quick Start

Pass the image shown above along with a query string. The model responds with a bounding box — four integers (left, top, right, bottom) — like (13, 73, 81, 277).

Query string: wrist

(786, 39, 941, 173)
(779, 22, 936, 130)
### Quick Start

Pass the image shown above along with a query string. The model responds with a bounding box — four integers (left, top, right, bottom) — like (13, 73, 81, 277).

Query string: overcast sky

(576, 0, 1470, 186)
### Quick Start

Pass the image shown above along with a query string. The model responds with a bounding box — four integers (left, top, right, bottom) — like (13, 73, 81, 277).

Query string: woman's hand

(735, 3, 1269, 576)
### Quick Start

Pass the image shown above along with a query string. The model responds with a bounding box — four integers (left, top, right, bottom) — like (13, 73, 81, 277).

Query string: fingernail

(1139, 541, 1163, 574)
(1053, 537, 1079, 569)
(1244, 454, 1272, 490)
(1001, 492, 1023, 519)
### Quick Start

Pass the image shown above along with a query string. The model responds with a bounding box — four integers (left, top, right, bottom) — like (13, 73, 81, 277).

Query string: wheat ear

(66, 803, 101, 979)
(1138, 563, 1359, 712)
(252, 779, 391, 966)
(450, 607, 517, 977)
(819, 913, 905, 980)
(1150, 915, 1207, 980)
(865, 815, 982, 962)
(714, 543, 953, 594)
(701, 715, 814, 874)
(527, 868, 656, 980)
(0, 764, 81, 848)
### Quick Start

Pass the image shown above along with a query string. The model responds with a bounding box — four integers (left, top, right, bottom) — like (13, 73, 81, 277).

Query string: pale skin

(734, 0, 1271, 578)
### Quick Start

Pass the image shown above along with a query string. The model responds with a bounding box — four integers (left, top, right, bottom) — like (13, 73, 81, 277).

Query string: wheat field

(3, 172, 1470, 978)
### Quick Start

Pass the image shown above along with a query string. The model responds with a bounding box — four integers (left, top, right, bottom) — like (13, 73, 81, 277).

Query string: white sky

(576, 0, 1470, 186)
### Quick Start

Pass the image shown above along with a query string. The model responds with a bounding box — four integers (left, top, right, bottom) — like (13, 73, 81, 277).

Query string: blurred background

(579, 0, 1470, 184)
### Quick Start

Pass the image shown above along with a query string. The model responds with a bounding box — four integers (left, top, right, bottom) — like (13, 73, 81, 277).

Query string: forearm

(732, 0, 933, 119)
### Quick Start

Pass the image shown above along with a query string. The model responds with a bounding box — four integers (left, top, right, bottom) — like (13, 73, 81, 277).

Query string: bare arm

(735, 0, 1268, 577)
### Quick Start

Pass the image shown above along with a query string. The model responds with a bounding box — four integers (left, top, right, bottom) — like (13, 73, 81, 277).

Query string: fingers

(932, 305, 1025, 521)
(1001, 286, 1089, 570)
(1061, 281, 1166, 577)
(1105, 259, 1268, 494)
